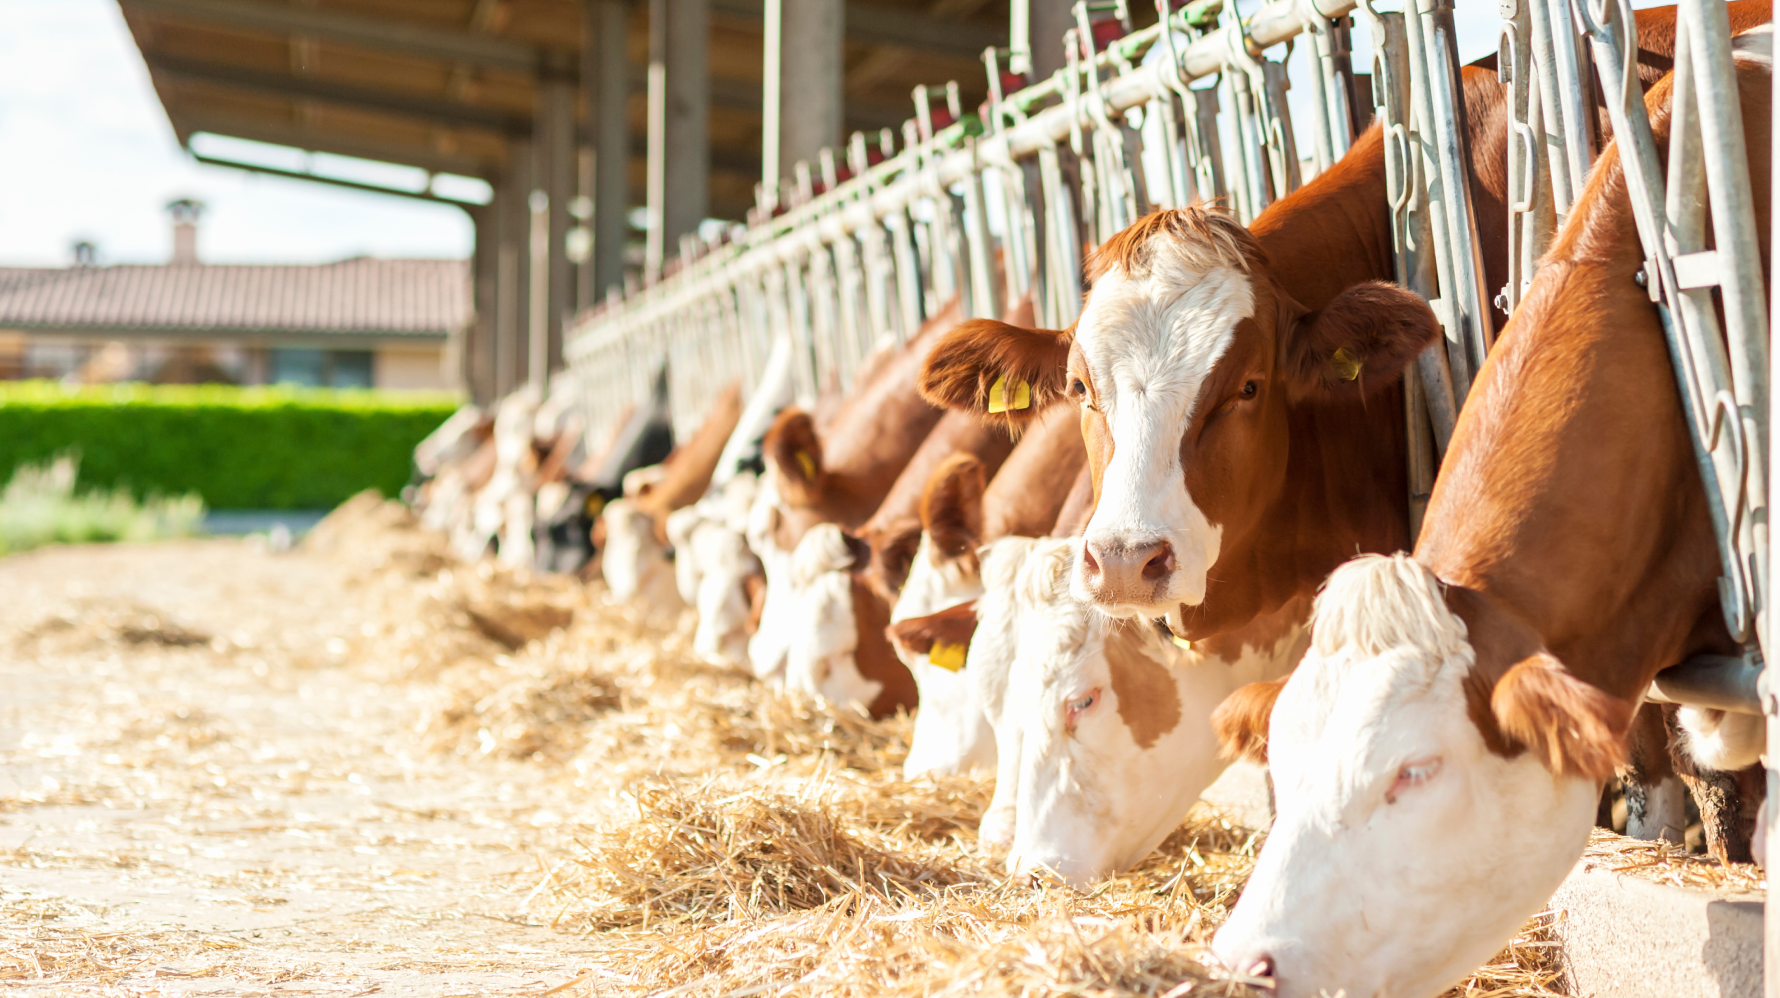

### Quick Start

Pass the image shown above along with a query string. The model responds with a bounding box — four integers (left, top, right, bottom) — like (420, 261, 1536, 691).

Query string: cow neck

(1249, 123, 1394, 313)
(1174, 129, 1408, 642)
(816, 325, 951, 529)
(983, 402, 1089, 541)
(1417, 73, 1746, 708)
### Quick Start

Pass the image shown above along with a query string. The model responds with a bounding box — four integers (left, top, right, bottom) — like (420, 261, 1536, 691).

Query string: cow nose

(1224, 949, 1275, 984)
(1080, 537, 1175, 600)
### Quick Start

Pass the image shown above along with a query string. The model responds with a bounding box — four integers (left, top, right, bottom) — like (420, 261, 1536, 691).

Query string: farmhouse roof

(0, 257, 469, 340)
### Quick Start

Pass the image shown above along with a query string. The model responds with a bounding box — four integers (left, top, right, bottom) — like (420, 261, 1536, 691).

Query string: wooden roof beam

(148, 53, 533, 134)
(123, 0, 544, 74)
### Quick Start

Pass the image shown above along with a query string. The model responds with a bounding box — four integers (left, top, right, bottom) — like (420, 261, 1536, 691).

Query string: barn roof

(0, 257, 469, 341)
(115, 0, 1008, 222)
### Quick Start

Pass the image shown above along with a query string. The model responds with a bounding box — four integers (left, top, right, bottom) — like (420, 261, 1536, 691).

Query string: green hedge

(0, 382, 461, 510)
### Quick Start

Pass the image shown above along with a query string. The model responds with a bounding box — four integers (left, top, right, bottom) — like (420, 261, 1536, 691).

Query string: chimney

(166, 198, 204, 265)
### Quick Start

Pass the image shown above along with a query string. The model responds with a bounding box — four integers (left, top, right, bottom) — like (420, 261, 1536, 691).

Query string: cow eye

(1068, 377, 1087, 399)
(1386, 756, 1443, 804)
(1065, 689, 1100, 722)
(1239, 380, 1258, 399)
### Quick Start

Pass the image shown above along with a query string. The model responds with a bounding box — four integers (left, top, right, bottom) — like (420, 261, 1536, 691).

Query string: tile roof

(0, 258, 469, 339)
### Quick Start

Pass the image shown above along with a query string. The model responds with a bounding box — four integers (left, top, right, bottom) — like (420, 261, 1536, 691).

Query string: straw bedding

(308, 496, 1610, 996)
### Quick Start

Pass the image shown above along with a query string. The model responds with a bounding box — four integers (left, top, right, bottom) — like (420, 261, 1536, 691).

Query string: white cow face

(1003, 587, 1303, 887)
(687, 518, 760, 668)
(745, 470, 800, 683)
(668, 476, 764, 669)
(1068, 258, 1254, 626)
(1212, 556, 1605, 998)
(892, 532, 992, 777)
(969, 536, 1053, 848)
(599, 499, 684, 617)
(780, 523, 882, 709)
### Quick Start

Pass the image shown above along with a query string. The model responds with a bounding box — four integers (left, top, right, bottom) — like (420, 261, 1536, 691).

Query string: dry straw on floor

(312, 497, 1583, 996)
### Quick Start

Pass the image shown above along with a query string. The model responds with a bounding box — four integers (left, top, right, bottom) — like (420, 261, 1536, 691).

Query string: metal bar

(1647, 654, 1763, 714)
(188, 153, 480, 205)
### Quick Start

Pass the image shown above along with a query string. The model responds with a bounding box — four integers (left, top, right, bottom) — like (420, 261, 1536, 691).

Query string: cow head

(1211, 555, 1629, 998)
(599, 498, 683, 617)
(883, 454, 996, 776)
(747, 408, 836, 681)
(667, 494, 765, 669)
(993, 542, 1305, 886)
(919, 208, 1436, 637)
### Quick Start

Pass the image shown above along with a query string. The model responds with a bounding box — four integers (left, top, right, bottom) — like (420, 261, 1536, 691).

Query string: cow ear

(764, 408, 824, 504)
(1212, 677, 1289, 765)
(1285, 281, 1438, 402)
(921, 453, 987, 559)
(919, 319, 1072, 424)
(1490, 652, 1632, 783)
(887, 600, 980, 660)
(865, 525, 923, 602)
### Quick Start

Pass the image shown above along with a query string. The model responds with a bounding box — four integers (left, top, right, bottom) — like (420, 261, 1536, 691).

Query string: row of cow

(408, 9, 1775, 996)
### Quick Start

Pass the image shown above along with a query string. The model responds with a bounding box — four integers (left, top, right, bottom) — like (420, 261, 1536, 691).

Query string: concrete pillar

(1027, 0, 1074, 81)
(645, 0, 707, 281)
(538, 55, 575, 378)
(763, 0, 842, 189)
(588, 0, 630, 303)
(468, 204, 499, 404)
(496, 141, 533, 395)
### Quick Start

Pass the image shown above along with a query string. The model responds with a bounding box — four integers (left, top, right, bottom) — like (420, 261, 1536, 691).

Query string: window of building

(270, 348, 374, 388)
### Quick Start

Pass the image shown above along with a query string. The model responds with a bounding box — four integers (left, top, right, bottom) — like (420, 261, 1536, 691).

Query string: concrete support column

(645, 0, 708, 282)
(537, 56, 575, 379)
(763, 0, 842, 189)
(496, 141, 533, 395)
(1027, 0, 1074, 81)
(586, 0, 630, 304)
(467, 204, 499, 404)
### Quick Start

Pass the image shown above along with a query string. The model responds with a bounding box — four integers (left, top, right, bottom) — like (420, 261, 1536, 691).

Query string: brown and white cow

(745, 301, 961, 714)
(601, 382, 744, 608)
(1210, 35, 1771, 998)
(904, 0, 1739, 879)
(886, 403, 1088, 775)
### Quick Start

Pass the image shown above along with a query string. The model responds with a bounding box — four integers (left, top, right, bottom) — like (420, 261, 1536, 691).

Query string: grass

(0, 454, 205, 555)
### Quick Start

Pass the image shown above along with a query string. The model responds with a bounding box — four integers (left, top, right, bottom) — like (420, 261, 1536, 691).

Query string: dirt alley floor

(0, 539, 600, 996)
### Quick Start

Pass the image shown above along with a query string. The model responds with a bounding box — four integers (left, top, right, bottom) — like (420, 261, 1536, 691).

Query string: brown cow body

(1211, 37, 1773, 998)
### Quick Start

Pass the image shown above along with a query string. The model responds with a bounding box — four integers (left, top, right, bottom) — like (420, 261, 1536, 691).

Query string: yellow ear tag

(987, 374, 1032, 414)
(1171, 634, 1193, 652)
(1331, 346, 1363, 382)
(585, 493, 607, 517)
(929, 641, 968, 672)
(795, 450, 816, 480)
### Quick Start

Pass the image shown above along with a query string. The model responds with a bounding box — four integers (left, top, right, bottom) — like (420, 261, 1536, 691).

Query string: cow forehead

(1073, 265, 1257, 403)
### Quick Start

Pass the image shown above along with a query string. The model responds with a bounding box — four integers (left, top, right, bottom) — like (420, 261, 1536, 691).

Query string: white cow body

(1211, 556, 1599, 998)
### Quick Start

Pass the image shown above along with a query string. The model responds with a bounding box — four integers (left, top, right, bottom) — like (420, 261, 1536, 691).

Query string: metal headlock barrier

(566, 0, 1780, 972)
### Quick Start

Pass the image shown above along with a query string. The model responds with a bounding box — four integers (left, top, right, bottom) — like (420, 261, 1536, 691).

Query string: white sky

(0, 0, 1559, 270)
(0, 0, 475, 267)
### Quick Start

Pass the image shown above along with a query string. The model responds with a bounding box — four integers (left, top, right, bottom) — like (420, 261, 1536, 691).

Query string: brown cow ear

(1285, 281, 1438, 402)
(1490, 652, 1632, 783)
(887, 600, 980, 661)
(921, 453, 987, 558)
(764, 407, 824, 504)
(918, 319, 1072, 424)
(1212, 677, 1289, 765)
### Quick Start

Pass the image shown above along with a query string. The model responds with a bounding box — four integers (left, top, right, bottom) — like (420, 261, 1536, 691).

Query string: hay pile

(304, 494, 1570, 997)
